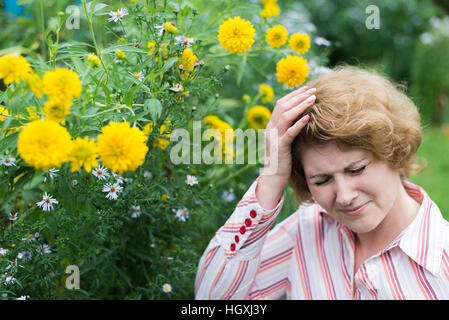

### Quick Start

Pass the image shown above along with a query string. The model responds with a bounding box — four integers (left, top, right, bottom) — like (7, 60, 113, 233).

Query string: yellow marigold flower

(289, 33, 311, 55)
(178, 48, 198, 80)
(261, 0, 277, 4)
(25, 72, 44, 98)
(0, 105, 9, 122)
(202, 116, 234, 159)
(266, 25, 288, 48)
(0, 55, 32, 85)
(97, 121, 149, 174)
(164, 22, 178, 34)
(69, 136, 99, 172)
(276, 55, 309, 87)
(115, 49, 127, 60)
(260, 3, 280, 19)
(87, 53, 101, 68)
(144, 121, 172, 150)
(117, 37, 128, 44)
(246, 105, 272, 129)
(17, 120, 72, 170)
(218, 16, 256, 54)
(43, 99, 72, 124)
(43, 68, 81, 104)
(258, 83, 274, 103)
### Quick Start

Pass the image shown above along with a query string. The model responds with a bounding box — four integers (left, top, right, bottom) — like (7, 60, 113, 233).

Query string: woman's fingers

(283, 88, 316, 111)
(282, 114, 310, 145)
(276, 86, 309, 105)
(277, 94, 316, 134)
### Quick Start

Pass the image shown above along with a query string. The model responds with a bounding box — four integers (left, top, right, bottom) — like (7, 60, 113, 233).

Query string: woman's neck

(355, 182, 421, 258)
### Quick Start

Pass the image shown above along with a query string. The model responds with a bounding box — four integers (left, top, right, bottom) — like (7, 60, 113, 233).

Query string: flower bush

(0, 0, 328, 299)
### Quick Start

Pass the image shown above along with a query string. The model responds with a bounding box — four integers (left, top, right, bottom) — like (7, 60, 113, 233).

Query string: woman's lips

(341, 202, 370, 216)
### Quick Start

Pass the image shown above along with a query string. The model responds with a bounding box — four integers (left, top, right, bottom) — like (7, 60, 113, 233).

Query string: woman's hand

(256, 86, 317, 210)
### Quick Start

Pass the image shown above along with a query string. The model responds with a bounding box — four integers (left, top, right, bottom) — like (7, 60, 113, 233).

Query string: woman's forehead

(301, 141, 372, 172)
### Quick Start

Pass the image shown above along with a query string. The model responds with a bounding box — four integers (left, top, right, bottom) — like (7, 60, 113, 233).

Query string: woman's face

(301, 141, 402, 234)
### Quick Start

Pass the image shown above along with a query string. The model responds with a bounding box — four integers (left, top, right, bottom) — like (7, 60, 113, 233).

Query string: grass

(409, 126, 449, 220)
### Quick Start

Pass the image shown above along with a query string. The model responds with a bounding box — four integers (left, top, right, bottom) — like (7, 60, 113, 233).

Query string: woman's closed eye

(313, 165, 367, 186)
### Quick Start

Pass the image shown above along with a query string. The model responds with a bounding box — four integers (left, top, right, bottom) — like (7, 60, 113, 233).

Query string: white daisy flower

(162, 283, 172, 293)
(221, 190, 235, 202)
(3, 273, 15, 285)
(169, 83, 183, 92)
(18, 251, 32, 261)
(130, 205, 141, 218)
(5, 260, 18, 271)
(21, 234, 35, 242)
(108, 8, 128, 22)
(174, 35, 194, 48)
(143, 171, 152, 179)
(112, 172, 124, 184)
(16, 296, 28, 300)
(92, 165, 110, 180)
(174, 207, 189, 222)
(0, 248, 8, 257)
(8, 212, 18, 221)
(36, 192, 58, 211)
(102, 182, 123, 200)
(185, 174, 198, 186)
(1, 157, 16, 166)
(154, 24, 165, 36)
(43, 168, 59, 182)
(132, 71, 145, 82)
(36, 244, 51, 255)
(314, 36, 331, 46)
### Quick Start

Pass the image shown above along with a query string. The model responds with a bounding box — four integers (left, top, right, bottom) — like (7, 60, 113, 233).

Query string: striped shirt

(195, 177, 449, 300)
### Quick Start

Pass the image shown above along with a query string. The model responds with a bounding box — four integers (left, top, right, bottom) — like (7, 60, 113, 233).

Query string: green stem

(214, 163, 255, 188)
(39, 0, 46, 58)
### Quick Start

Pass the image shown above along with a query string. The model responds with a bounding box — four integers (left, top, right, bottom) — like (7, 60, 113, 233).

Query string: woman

(195, 66, 449, 299)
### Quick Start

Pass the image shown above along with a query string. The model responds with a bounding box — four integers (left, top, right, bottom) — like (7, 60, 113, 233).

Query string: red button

(230, 243, 236, 251)
(250, 210, 257, 218)
(234, 235, 239, 243)
(239, 226, 246, 234)
(245, 218, 252, 227)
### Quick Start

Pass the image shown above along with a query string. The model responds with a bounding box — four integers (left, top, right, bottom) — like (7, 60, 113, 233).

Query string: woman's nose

(334, 177, 358, 208)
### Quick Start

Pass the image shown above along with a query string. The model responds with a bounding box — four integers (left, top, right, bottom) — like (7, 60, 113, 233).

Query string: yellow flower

(0, 55, 32, 85)
(164, 22, 178, 34)
(178, 48, 198, 80)
(0, 105, 9, 122)
(87, 53, 101, 68)
(144, 121, 172, 150)
(246, 105, 272, 129)
(68, 136, 99, 172)
(97, 121, 148, 174)
(147, 41, 156, 55)
(258, 83, 274, 103)
(26, 106, 40, 121)
(115, 49, 127, 60)
(260, 3, 280, 19)
(17, 120, 72, 170)
(276, 55, 309, 87)
(266, 25, 288, 48)
(218, 16, 256, 53)
(202, 116, 234, 159)
(43, 99, 72, 124)
(25, 72, 44, 98)
(289, 33, 311, 55)
(43, 68, 82, 104)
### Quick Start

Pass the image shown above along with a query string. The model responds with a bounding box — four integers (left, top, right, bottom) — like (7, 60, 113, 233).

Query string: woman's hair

(290, 65, 425, 203)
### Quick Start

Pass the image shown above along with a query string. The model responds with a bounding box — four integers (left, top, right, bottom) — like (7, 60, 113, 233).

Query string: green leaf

(161, 57, 178, 74)
(144, 99, 163, 122)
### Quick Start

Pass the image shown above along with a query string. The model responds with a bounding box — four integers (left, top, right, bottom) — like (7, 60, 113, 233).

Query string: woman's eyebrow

(308, 158, 368, 180)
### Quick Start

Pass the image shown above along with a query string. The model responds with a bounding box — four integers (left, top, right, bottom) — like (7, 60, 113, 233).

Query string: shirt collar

(393, 180, 447, 276)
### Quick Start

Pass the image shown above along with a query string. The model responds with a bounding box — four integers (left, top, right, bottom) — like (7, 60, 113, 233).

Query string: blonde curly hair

(290, 65, 425, 203)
